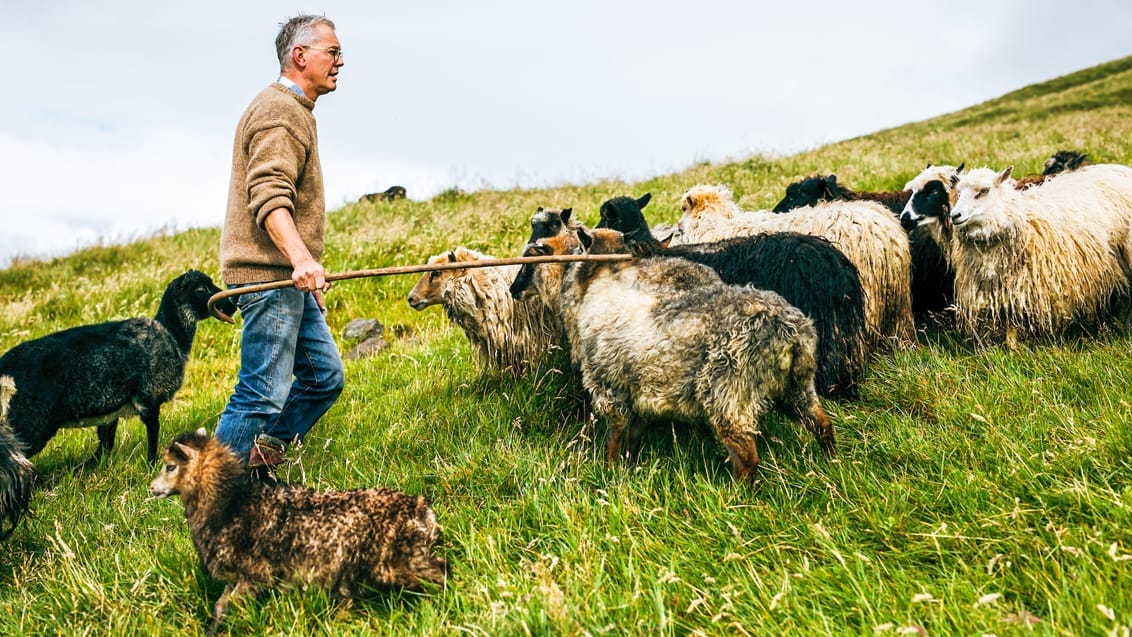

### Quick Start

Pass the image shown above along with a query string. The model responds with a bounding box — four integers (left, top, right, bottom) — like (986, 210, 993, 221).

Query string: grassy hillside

(2, 57, 1131, 635)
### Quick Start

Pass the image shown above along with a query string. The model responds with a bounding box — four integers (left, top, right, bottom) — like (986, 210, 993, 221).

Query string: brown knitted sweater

(220, 83, 326, 285)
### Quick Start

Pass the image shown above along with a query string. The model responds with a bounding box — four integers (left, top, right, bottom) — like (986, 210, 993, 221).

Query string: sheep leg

(140, 406, 161, 464)
(208, 580, 255, 636)
(80, 421, 117, 468)
(790, 394, 836, 457)
(602, 410, 630, 463)
(718, 424, 760, 483)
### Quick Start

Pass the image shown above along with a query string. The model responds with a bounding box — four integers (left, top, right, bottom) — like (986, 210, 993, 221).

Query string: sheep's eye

(165, 464, 176, 473)
(976, 188, 990, 198)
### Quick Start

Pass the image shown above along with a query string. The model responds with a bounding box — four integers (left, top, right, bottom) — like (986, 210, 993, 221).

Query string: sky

(2, 1, 1130, 268)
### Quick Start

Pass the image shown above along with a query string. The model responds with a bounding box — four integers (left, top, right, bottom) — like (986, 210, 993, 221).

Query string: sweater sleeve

(245, 125, 309, 228)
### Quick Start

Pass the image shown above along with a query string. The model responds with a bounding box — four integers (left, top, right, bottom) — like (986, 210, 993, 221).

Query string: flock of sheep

(409, 149, 1132, 479)
(2, 148, 1131, 630)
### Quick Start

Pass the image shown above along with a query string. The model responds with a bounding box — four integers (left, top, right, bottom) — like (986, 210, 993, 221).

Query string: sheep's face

(900, 164, 963, 230)
(678, 184, 736, 235)
(772, 175, 843, 213)
(597, 194, 651, 236)
(526, 207, 575, 245)
(1043, 150, 1089, 176)
(408, 252, 462, 310)
(582, 228, 628, 255)
(510, 234, 579, 303)
(951, 167, 1014, 228)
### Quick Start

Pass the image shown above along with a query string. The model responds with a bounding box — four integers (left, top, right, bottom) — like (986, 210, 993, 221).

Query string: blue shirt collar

(277, 76, 306, 98)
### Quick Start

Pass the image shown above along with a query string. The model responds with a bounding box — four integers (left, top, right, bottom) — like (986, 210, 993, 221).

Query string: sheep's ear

(926, 163, 933, 170)
(823, 174, 838, 197)
(536, 206, 544, 213)
(447, 251, 457, 262)
(637, 193, 652, 209)
(956, 162, 965, 173)
(561, 208, 573, 224)
(577, 228, 593, 251)
(657, 231, 674, 248)
(174, 442, 199, 459)
(531, 243, 553, 257)
(997, 166, 1014, 184)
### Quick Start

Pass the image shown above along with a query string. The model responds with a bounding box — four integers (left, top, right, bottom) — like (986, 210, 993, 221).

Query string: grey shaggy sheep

(150, 429, 448, 635)
(946, 165, 1132, 343)
(0, 377, 35, 540)
(677, 184, 916, 348)
(0, 269, 231, 464)
(512, 229, 836, 481)
(407, 247, 563, 374)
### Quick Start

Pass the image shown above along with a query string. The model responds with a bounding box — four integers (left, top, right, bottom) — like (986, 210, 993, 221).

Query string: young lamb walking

(0, 270, 232, 464)
(150, 429, 448, 635)
(0, 377, 35, 540)
(407, 246, 564, 374)
(677, 184, 916, 348)
(595, 193, 868, 400)
(512, 229, 836, 481)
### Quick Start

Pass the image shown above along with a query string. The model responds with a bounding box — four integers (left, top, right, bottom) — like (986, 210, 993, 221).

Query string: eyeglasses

(301, 45, 343, 62)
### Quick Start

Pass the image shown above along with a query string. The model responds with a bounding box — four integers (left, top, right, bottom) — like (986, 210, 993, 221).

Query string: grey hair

(275, 14, 336, 70)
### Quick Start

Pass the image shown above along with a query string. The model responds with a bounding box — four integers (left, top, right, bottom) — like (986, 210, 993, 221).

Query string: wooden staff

(207, 253, 633, 323)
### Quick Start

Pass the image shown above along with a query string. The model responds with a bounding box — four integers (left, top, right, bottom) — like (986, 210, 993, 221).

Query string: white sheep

(407, 247, 563, 374)
(676, 184, 916, 348)
(947, 165, 1132, 343)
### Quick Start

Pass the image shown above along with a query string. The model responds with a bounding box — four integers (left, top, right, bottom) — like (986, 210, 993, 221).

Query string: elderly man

(216, 15, 346, 474)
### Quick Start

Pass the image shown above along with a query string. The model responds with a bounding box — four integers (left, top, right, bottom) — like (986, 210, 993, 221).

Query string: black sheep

(0, 269, 233, 464)
(773, 174, 953, 320)
(595, 194, 868, 400)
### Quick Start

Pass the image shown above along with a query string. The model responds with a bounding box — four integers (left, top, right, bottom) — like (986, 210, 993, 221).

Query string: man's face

(300, 23, 343, 97)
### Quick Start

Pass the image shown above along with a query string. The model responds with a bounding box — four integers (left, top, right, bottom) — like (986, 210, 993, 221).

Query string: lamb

(677, 184, 917, 348)
(772, 174, 953, 320)
(511, 229, 836, 481)
(150, 429, 448, 635)
(407, 246, 563, 374)
(0, 377, 35, 540)
(946, 165, 1132, 343)
(595, 193, 868, 400)
(0, 269, 233, 464)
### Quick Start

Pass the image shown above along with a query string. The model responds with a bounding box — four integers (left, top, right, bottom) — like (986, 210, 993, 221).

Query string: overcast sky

(2, 1, 1129, 268)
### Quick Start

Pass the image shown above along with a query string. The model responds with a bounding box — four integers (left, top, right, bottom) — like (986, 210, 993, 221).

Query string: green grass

(3, 57, 1132, 635)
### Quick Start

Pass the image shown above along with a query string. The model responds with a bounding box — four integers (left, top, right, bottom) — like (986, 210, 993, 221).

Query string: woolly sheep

(947, 165, 1132, 343)
(0, 270, 232, 464)
(677, 184, 916, 348)
(773, 175, 953, 320)
(595, 193, 868, 400)
(512, 229, 836, 481)
(407, 247, 563, 374)
(150, 429, 448, 634)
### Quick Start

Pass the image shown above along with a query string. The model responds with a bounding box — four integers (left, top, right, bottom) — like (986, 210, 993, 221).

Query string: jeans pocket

(236, 289, 269, 311)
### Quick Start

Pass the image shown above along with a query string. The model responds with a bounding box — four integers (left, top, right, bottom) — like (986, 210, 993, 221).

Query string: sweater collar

(273, 79, 316, 110)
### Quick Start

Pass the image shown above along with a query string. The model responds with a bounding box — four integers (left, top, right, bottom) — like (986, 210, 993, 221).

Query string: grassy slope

(1, 57, 1131, 636)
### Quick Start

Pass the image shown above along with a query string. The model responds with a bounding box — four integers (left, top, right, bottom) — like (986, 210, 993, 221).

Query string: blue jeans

(215, 286, 345, 459)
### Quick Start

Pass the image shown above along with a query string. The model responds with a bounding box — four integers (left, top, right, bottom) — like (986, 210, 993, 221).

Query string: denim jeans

(215, 286, 345, 459)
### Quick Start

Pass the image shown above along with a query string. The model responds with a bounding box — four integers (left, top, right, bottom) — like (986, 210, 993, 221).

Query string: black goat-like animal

(0, 269, 232, 464)
(593, 194, 869, 400)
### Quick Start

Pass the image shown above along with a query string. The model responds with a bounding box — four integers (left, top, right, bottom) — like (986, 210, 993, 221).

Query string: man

(216, 15, 346, 473)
